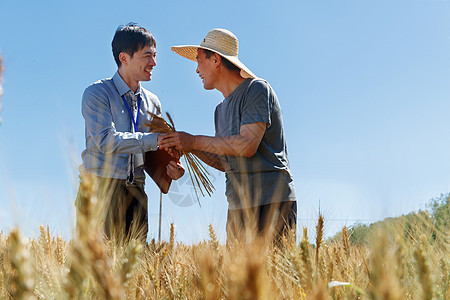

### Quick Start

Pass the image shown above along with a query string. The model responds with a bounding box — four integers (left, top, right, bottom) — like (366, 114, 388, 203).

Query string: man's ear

(119, 52, 129, 66)
(213, 53, 222, 67)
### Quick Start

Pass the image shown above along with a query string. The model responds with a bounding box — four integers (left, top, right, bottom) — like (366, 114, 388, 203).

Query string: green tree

(426, 193, 449, 235)
(329, 193, 449, 245)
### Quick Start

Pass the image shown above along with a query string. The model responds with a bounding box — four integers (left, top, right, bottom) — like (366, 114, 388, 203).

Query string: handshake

(154, 131, 195, 181)
(148, 112, 214, 197)
(157, 131, 196, 156)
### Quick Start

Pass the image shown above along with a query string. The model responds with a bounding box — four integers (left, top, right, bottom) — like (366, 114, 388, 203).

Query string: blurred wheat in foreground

(0, 191, 448, 299)
(0, 194, 448, 300)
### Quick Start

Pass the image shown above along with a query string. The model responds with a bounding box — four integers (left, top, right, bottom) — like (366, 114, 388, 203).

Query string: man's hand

(158, 131, 195, 153)
(166, 147, 183, 159)
(158, 133, 184, 158)
(166, 160, 185, 180)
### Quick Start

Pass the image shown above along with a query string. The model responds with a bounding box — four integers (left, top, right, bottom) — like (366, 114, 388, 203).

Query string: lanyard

(121, 94, 141, 132)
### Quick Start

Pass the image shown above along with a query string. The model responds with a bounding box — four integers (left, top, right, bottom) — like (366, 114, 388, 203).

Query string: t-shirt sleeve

(240, 80, 272, 128)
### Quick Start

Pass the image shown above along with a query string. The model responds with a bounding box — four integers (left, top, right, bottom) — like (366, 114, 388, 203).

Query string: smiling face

(196, 48, 217, 90)
(128, 45, 157, 82)
(119, 44, 157, 92)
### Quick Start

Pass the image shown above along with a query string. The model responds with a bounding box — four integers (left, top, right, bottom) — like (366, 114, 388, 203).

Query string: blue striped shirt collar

(112, 71, 143, 97)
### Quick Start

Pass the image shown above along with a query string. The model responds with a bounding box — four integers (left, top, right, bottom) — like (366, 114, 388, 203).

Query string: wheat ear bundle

(146, 109, 215, 201)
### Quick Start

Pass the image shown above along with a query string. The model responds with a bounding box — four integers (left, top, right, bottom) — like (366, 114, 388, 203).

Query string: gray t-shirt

(214, 78, 296, 209)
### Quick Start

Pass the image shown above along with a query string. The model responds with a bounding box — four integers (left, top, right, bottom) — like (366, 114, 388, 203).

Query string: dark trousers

(75, 175, 148, 243)
(226, 201, 297, 245)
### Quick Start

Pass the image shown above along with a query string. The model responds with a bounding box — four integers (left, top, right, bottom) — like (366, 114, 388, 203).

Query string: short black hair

(201, 48, 241, 72)
(112, 24, 156, 67)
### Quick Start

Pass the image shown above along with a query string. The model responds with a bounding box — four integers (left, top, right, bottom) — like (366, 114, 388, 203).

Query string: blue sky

(0, 0, 449, 244)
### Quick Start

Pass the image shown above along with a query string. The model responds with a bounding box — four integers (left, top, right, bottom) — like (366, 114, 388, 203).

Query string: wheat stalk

(8, 228, 35, 299)
(208, 224, 219, 252)
(414, 235, 433, 300)
(315, 213, 324, 267)
(300, 227, 313, 292)
(341, 226, 350, 257)
(439, 257, 448, 298)
(39, 225, 51, 259)
(169, 223, 175, 251)
(56, 236, 65, 266)
(120, 241, 143, 287)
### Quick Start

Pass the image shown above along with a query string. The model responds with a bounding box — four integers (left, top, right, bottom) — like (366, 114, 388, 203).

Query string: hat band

(199, 42, 238, 57)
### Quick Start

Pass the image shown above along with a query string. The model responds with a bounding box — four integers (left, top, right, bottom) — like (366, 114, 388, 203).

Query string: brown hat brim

(171, 45, 256, 79)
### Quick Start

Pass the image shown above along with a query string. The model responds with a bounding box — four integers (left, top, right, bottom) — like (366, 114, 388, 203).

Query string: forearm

(192, 150, 227, 172)
(83, 89, 159, 155)
(89, 130, 159, 154)
(193, 135, 257, 157)
(158, 123, 265, 160)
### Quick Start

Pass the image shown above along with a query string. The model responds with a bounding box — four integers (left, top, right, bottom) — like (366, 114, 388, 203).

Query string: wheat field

(0, 208, 448, 299)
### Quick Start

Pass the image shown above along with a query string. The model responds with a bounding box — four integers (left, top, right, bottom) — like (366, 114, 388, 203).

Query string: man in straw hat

(159, 28, 296, 243)
(77, 24, 185, 243)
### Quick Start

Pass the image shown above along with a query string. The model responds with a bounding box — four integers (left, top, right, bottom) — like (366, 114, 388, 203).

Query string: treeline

(330, 193, 449, 246)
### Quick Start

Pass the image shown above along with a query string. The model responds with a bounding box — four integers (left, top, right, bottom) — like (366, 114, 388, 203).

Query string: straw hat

(171, 28, 256, 79)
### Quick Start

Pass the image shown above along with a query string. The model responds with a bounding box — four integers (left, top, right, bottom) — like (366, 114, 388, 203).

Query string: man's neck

(118, 68, 139, 93)
(216, 71, 245, 98)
